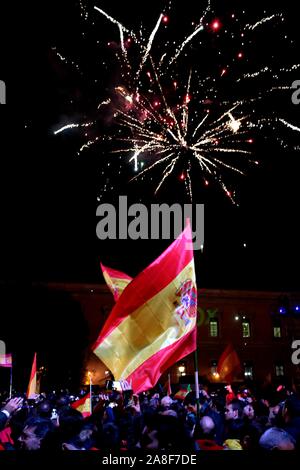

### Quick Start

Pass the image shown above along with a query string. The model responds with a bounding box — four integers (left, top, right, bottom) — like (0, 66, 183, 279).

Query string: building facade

(33, 283, 300, 388)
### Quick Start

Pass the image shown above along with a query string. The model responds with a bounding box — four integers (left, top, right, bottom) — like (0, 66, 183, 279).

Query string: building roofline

(27, 282, 300, 301)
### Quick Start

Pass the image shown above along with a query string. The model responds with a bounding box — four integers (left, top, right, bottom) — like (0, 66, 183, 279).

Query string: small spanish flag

(100, 263, 132, 301)
(94, 222, 197, 393)
(217, 344, 242, 382)
(174, 384, 192, 400)
(27, 353, 37, 398)
(0, 354, 12, 368)
(71, 393, 91, 417)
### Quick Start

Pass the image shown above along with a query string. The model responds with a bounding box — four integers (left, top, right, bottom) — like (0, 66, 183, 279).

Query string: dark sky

(1, 0, 300, 291)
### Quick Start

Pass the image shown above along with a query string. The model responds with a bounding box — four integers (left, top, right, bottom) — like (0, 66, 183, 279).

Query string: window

(211, 360, 218, 376)
(242, 321, 251, 338)
(209, 319, 218, 337)
(244, 364, 253, 379)
(178, 363, 186, 376)
(273, 326, 281, 338)
(275, 364, 285, 377)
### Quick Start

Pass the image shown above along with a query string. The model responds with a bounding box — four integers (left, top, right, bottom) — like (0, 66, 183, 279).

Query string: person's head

(184, 391, 196, 407)
(225, 399, 245, 421)
(199, 416, 215, 436)
(56, 396, 69, 408)
(62, 422, 96, 450)
(36, 400, 52, 418)
(259, 427, 295, 450)
(141, 426, 159, 449)
(268, 404, 281, 425)
(241, 425, 261, 450)
(149, 394, 160, 410)
(102, 422, 120, 450)
(79, 422, 95, 441)
(9, 407, 30, 443)
(57, 408, 84, 443)
(157, 415, 191, 450)
(243, 404, 255, 420)
(138, 412, 160, 449)
(18, 417, 54, 450)
(161, 396, 173, 409)
(161, 409, 178, 418)
(283, 395, 300, 423)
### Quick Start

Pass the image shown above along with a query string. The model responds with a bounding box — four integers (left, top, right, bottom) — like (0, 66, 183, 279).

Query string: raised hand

(2, 397, 23, 415)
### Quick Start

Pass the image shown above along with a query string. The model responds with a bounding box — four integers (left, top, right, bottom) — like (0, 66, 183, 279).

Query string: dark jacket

(0, 411, 8, 432)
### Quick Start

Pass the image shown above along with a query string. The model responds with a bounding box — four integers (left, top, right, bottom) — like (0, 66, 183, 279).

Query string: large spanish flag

(27, 353, 37, 398)
(100, 263, 132, 301)
(93, 223, 197, 393)
(217, 344, 242, 383)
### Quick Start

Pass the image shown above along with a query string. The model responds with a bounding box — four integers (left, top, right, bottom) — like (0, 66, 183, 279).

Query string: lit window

(244, 364, 253, 379)
(242, 321, 251, 337)
(209, 320, 218, 337)
(273, 326, 281, 338)
(178, 364, 186, 376)
(275, 364, 285, 377)
(211, 360, 218, 376)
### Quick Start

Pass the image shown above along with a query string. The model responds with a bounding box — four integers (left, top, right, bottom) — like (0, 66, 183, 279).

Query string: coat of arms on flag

(174, 279, 197, 326)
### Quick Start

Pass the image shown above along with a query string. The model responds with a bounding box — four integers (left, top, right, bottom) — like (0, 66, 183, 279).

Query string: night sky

(0, 0, 300, 392)
(1, 0, 300, 291)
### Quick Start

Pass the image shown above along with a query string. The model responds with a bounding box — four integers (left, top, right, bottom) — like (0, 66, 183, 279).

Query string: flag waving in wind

(71, 393, 91, 417)
(100, 263, 132, 301)
(174, 384, 192, 400)
(27, 353, 37, 398)
(94, 222, 197, 393)
(217, 344, 242, 383)
(0, 354, 12, 368)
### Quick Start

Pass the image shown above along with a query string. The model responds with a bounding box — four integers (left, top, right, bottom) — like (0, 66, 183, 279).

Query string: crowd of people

(0, 383, 299, 451)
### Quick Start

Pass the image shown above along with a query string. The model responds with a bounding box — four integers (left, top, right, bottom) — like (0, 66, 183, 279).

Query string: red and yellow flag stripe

(100, 263, 132, 301)
(71, 393, 91, 417)
(27, 353, 37, 398)
(94, 223, 197, 393)
(217, 344, 242, 382)
(0, 353, 12, 368)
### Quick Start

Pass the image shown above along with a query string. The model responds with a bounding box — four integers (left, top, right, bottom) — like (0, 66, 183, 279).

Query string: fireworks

(53, 2, 299, 203)
(54, 122, 93, 135)
(279, 119, 300, 133)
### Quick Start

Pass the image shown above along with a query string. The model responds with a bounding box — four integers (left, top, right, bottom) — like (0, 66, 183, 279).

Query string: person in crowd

(193, 415, 223, 450)
(243, 404, 255, 421)
(0, 398, 23, 431)
(18, 417, 54, 450)
(259, 427, 296, 450)
(282, 395, 300, 447)
(0, 383, 299, 451)
(224, 399, 246, 442)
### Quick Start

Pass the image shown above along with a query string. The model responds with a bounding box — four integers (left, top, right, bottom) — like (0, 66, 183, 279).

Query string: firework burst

(53, 1, 299, 203)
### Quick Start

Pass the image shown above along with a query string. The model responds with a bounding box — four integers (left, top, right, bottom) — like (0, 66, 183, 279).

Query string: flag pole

(193, 349, 200, 419)
(88, 372, 92, 415)
(9, 355, 13, 398)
